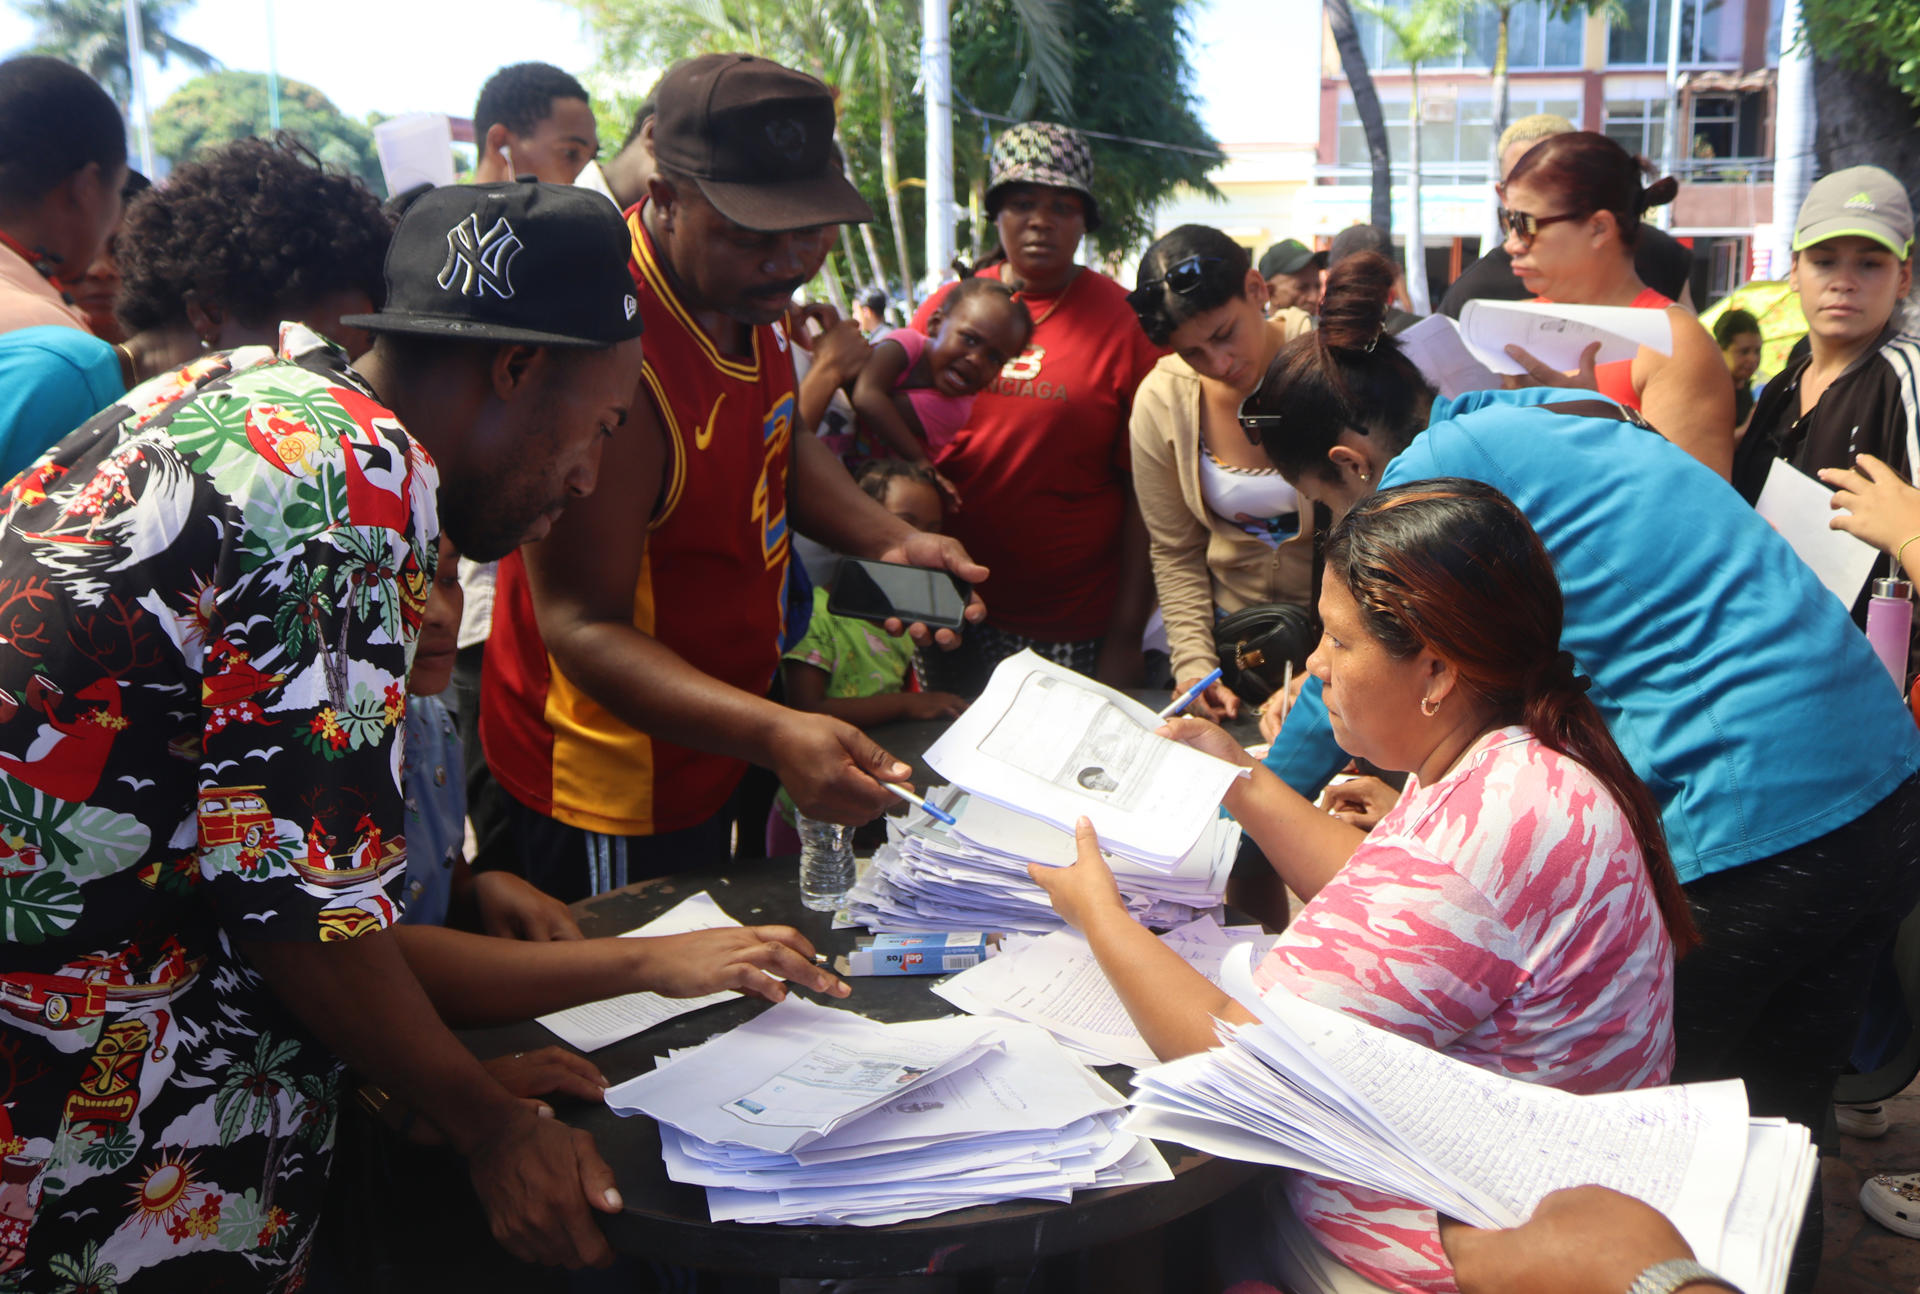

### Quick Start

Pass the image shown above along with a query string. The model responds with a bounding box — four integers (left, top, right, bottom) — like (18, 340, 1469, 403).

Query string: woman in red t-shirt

(909, 122, 1163, 697)
(1497, 132, 1734, 478)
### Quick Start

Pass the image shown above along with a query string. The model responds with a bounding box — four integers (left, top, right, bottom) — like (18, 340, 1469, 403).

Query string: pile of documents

(1126, 948, 1814, 1294)
(607, 995, 1170, 1226)
(842, 651, 1245, 934)
(843, 791, 1240, 934)
(935, 915, 1270, 1068)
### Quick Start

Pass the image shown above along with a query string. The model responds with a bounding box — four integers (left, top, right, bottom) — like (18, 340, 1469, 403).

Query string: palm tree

(1449, 0, 1620, 178)
(1327, 0, 1395, 233)
(212, 1032, 301, 1217)
(12, 0, 218, 108)
(1358, 0, 1464, 313)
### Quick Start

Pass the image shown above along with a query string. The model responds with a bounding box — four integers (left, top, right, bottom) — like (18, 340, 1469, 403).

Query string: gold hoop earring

(1420, 695, 1438, 717)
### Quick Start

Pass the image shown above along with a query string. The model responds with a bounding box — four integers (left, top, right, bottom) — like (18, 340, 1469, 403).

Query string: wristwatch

(1626, 1259, 1743, 1294)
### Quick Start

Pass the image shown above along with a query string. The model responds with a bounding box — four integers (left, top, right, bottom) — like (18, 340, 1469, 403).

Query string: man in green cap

(1258, 237, 1325, 319)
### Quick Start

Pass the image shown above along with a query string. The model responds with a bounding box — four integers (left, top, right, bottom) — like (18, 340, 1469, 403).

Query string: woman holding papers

(1032, 481, 1696, 1294)
(1496, 132, 1734, 477)
(1126, 226, 1317, 722)
(1241, 253, 1920, 1289)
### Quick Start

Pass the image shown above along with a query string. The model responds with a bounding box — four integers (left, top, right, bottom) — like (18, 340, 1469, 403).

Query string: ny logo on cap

(439, 215, 524, 300)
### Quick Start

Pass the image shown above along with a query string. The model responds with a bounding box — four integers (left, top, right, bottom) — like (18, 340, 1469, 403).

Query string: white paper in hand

(1756, 457, 1881, 606)
(536, 891, 744, 1051)
(1459, 299, 1675, 374)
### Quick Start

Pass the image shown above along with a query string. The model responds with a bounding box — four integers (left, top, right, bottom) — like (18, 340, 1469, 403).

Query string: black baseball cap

(342, 181, 643, 348)
(650, 53, 873, 233)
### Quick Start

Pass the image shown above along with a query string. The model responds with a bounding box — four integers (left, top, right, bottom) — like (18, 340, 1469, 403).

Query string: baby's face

(928, 296, 1029, 397)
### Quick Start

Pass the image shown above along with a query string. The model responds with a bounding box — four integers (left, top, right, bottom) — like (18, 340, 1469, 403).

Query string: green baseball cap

(1258, 238, 1323, 279)
(1793, 166, 1914, 260)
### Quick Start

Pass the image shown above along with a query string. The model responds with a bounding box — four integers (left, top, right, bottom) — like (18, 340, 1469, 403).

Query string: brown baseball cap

(650, 53, 874, 233)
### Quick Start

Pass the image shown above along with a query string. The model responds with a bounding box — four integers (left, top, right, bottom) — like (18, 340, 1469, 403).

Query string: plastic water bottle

(1867, 577, 1914, 692)
(796, 812, 855, 912)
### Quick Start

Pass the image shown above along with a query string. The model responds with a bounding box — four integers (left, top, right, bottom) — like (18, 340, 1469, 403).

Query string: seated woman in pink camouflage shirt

(1031, 479, 1698, 1294)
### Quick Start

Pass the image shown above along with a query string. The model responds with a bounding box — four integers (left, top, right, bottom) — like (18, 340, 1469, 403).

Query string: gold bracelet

(1896, 533, 1920, 571)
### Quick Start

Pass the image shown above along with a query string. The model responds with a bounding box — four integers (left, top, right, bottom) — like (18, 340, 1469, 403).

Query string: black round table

(460, 855, 1264, 1281)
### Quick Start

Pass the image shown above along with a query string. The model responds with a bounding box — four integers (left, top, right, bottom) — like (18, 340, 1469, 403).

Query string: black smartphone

(828, 559, 971, 630)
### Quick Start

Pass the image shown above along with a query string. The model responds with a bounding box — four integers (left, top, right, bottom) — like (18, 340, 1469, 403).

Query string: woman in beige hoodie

(1128, 225, 1316, 720)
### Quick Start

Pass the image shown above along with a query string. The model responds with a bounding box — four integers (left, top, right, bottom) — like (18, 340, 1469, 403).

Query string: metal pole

(123, 0, 155, 175)
(922, 0, 955, 293)
(266, 0, 281, 132)
(1657, 0, 1684, 229)
(1771, 0, 1815, 275)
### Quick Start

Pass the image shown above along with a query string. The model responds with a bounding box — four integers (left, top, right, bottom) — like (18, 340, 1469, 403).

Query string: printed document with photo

(925, 650, 1245, 865)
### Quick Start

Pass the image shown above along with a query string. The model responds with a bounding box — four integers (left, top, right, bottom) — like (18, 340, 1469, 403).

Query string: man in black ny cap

(0, 180, 653, 1285)
(481, 54, 988, 900)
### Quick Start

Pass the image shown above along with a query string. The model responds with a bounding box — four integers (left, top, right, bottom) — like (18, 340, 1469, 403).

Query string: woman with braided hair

(1250, 250, 1920, 1292)
(1494, 131, 1735, 477)
(1032, 477, 1692, 1293)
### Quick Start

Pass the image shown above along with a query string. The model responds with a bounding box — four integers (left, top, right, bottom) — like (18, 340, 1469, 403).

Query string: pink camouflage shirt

(1253, 726, 1677, 1293)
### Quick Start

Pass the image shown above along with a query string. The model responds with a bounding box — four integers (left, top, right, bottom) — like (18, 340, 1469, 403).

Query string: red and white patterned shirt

(1254, 726, 1676, 1293)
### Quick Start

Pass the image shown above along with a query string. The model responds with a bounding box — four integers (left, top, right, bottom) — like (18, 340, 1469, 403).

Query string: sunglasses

(1237, 390, 1285, 447)
(1237, 391, 1374, 450)
(1126, 254, 1223, 313)
(1496, 205, 1586, 249)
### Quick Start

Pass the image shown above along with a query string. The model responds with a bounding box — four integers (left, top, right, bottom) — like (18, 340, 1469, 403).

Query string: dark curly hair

(114, 136, 390, 336)
(475, 62, 591, 144)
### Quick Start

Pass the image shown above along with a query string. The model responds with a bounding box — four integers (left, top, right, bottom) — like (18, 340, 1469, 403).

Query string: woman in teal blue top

(1241, 251, 1920, 1290)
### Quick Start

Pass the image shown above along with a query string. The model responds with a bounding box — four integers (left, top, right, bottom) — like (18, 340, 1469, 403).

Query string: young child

(770, 462, 970, 850)
(852, 277, 1032, 504)
(401, 534, 581, 938)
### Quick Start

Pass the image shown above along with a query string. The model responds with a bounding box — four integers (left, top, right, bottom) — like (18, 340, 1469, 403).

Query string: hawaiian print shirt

(0, 323, 437, 1293)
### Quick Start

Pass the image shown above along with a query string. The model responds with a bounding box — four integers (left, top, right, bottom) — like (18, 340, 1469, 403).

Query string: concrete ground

(1820, 1077, 1920, 1293)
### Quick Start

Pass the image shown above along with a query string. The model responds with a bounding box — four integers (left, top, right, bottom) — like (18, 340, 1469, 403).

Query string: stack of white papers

(537, 892, 746, 1052)
(607, 996, 1170, 1226)
(934, 916, 1271, 1068)
(925, 651, 1247, 866)
(841, 790, 1240, 934)
(1125, 948, 1814, 1294)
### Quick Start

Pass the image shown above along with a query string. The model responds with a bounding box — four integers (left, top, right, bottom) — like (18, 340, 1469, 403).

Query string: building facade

(1315, 0, 1786, 307)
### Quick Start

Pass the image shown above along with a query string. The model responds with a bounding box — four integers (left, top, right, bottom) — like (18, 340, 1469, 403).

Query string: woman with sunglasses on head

(1032, 478, 1694, 1294)
(1497, 132, 1734, 477)
(1126, 225, 1316, 722)
(1248, 251, 1920, 1292)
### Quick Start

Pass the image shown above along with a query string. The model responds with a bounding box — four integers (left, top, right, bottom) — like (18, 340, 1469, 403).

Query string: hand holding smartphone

(827, 559, 972, 631)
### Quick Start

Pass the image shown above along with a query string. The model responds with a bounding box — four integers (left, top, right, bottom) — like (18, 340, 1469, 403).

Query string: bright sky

(0, 0, 1268, 143)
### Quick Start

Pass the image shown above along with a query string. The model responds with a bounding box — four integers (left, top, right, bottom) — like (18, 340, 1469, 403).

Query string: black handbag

(1212, 501, 1328, 708)
(1214, 602, 1318, 707)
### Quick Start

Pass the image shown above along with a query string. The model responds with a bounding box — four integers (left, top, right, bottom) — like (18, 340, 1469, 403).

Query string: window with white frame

(1603, 98, 1666, 162)
(1355, 0, 1586, 71)
(1606, 0, 1746, 67)
(1336, 95, 1584, 181)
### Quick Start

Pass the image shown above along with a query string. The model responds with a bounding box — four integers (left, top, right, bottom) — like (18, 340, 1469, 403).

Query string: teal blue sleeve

(1260, 675, 1346, 796)
(0, 331, 124, 480)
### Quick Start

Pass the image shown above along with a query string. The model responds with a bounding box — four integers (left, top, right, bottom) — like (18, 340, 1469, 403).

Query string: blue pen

(1158, 666, 1224, 720)
(883, 781, 957, 825)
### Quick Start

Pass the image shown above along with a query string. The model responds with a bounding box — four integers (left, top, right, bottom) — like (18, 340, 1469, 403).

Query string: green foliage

(10, 0, 216, 107)
(149, 70, 385, 196)
(1801, 0, 1920, 114)
(1359, 0, 1466, 69)
(565, 0, 1221, 275)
